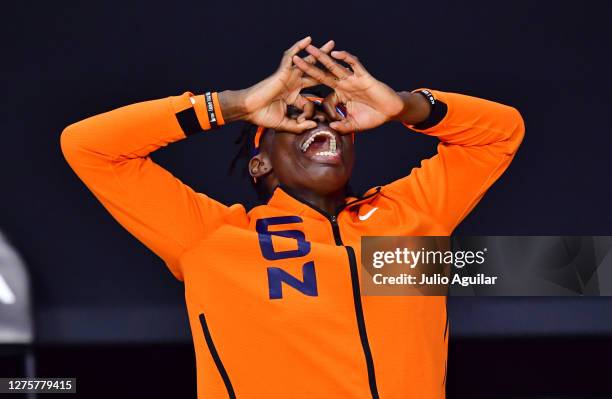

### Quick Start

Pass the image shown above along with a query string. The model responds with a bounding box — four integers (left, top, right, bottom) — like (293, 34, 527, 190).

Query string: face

(249, 100, 355, 197)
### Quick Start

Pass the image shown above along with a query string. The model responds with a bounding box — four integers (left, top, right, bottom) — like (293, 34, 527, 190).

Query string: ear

(248, 153, 272, 179)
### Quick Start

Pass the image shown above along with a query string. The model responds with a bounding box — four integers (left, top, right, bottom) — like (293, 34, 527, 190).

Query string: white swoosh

(358, 207, 379, 221)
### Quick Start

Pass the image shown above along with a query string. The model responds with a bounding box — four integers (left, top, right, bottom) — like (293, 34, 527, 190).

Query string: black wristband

(204, 91, 219, 129)
(415, 89, 436, 107)
(412, 89, 448, 130)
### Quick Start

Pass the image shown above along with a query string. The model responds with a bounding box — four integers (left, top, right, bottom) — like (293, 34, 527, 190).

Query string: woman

(61, 36, 524, 398)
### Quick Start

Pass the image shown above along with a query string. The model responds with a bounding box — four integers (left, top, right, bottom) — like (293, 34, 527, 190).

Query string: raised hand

(292, 46, 405, 133)
(228, 37, 335, 133)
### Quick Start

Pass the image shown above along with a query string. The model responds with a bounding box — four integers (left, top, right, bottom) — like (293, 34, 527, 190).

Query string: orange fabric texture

(190, 93, 211, 130)
(61, 90, 524, 398)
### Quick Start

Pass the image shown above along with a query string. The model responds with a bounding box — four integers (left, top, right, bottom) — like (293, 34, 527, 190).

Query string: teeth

(301, 131, 338, 153)
(314, 151, 337, 157)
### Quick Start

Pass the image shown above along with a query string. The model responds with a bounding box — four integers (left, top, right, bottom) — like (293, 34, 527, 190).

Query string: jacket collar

(266, 185, 381, 221)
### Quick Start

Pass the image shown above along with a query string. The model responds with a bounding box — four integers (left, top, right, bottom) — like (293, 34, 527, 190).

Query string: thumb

(322, 92, 342, 121)
(330, 118, 357, 134)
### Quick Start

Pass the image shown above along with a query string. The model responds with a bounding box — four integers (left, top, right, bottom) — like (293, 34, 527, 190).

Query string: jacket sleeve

(60, 92, 234, 280)
(383, 90, 525, 234)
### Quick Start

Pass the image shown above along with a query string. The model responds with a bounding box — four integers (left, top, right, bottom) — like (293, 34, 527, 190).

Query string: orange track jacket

(61, 89, 524, 398)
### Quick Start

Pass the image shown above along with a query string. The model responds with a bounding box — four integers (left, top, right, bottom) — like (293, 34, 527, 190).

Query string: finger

(286, 94, 315, 124)
(301, 40, 335, 87)
(290, 94, 315, 123)
(292, 55, 338, 87)
(277, 117, 317, 134)
(290, 93, 309, 110)
(296, 100, 315, 124)
(303, 40, 334, 65)
(305, 44, 352, 80)
(330, 50, 368, 76)
(322, 92, 342, 121)
(301, 75, 323, 89)
(279, 36, 312, 69)
(330, 118, 358, 134)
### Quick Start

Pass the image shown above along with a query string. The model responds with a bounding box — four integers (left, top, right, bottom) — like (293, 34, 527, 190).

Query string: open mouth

(300, 129, 342, 164)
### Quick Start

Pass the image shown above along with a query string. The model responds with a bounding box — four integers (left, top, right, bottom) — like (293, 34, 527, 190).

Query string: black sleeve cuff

(411, 90, 448, 130)
(175, 107, 203, 136)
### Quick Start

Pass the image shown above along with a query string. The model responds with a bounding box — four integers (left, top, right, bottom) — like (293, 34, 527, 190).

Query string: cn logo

(256, 216, 318, 300)
(267, 261, 318, 300)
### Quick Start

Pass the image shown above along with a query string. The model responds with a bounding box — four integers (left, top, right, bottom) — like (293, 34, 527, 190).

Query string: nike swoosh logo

(358, 207, 379, 221)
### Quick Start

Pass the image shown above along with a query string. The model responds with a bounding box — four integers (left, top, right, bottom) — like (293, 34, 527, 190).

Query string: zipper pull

(330, 215, 337, 223)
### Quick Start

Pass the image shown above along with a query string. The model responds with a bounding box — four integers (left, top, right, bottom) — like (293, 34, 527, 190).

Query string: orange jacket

(61, 89, 524, 398)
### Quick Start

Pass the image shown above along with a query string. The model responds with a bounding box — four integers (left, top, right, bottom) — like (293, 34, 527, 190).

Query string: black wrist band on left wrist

(411, 89, 448, 130)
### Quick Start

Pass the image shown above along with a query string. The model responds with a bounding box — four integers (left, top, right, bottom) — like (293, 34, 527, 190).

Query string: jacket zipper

(279, 186, 381, 399)
(329, 215, 380, 399)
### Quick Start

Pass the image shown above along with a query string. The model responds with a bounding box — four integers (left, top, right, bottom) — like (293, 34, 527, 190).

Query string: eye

(286, 105, 301, 119)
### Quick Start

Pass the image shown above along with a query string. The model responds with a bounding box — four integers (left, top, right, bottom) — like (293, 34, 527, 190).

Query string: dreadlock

(228, 122, 270, 201)
(228, 85, 333, 202)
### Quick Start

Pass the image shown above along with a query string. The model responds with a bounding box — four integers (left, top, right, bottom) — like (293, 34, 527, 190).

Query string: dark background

(1, 0, 611, 398)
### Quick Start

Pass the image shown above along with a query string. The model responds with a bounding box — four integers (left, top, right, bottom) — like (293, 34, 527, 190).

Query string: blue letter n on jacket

(267, 261, 318, 300)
